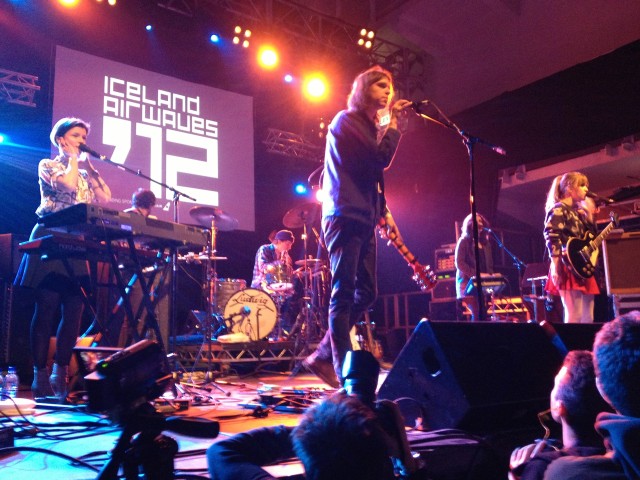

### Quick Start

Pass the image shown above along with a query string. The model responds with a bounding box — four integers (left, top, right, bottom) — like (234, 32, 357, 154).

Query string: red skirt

(545, 261, 599, 295)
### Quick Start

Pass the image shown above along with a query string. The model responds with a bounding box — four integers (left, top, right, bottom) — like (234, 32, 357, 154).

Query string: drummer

(251, 229, 295, 293)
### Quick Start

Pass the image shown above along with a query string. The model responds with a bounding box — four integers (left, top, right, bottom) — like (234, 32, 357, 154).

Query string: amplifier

(431, 277, 457, 300)
(434, 244, 456, 273)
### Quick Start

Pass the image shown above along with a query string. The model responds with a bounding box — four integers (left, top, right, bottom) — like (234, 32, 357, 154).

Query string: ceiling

(369, 0, 640, 114)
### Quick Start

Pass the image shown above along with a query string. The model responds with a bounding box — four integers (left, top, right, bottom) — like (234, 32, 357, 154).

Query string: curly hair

(593, 311, 640, 417)
(291, 393, 392, 480)
(347, 65, 394, 112)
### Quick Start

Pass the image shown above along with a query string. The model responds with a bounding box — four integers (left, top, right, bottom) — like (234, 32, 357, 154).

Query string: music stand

(465, 274, 506, 321)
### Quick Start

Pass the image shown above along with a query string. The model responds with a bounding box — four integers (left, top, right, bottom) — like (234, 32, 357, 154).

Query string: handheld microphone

(586, 191, 614, 205)
(78, 143, 103, 159)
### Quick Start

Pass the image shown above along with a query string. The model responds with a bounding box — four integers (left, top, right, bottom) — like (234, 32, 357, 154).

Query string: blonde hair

(460, 213, 489, 238)
(544, 172, 589, 212)
(347, 65, 394, 113)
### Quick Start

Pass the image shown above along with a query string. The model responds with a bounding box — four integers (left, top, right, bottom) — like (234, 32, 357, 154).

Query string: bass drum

(222, 288, 277, 341)
(216, 278, 246, 313)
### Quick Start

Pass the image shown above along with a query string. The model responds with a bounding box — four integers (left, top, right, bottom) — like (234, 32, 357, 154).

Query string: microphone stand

(413, 103, 506, 321)
(486, 229, 528, 298)
(81, 148, 197, 363)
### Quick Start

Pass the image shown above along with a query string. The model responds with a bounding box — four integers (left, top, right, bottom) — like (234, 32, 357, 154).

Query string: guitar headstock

(410, 262, 438, 291)
(609, 211, 619, 227)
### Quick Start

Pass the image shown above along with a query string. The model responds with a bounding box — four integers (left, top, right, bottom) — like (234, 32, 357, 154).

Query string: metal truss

(156, 0, 428, 98)
(263, 128, 323, 162)
(175, 338, 318, 371)
(0, 68, 40, 107)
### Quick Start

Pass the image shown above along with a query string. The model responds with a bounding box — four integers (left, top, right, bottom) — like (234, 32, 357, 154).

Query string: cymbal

(294, 258, 325, 267)
(282, 202, 320, 229)
(189, 206, 238, 231)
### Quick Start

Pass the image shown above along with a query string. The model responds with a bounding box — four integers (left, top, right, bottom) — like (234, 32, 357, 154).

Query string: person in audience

(508, 350, 611, 480)
(544, 311, 640, 479)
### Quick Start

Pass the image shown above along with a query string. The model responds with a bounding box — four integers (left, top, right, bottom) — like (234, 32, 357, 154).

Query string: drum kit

(184, 202, 330, 348)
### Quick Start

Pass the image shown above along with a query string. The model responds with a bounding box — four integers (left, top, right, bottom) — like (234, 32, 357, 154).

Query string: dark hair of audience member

(593, 310, 640, 417)
(291, 393, 392, 480)
(555, 350, 612, 441)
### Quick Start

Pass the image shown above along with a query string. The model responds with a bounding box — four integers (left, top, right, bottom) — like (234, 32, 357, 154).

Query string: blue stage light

(294, 183, 307, 195)
(210, 34, 220, 43)
(145, 24, 152, 31)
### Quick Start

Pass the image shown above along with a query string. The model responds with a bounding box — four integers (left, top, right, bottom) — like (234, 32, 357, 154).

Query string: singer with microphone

(543, 172, 599, 323)
(455, 213, 494, 321)
(14, 117, 112, 403)
(301, 65, 413, 388)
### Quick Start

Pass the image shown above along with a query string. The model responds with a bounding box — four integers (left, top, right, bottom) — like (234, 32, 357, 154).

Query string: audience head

(593, 311, 640, 417)
(551, 350, 612, 439)
(291, 392, 391, 480)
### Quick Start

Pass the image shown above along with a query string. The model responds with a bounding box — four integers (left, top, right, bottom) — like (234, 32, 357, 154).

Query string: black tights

(31, 288, 84, 369)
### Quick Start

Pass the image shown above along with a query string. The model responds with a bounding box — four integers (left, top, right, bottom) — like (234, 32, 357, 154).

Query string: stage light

(58, 0, 80, 7)
(303, 74, 328, 102)
(314, 186, 325, 203)
(209, 34, 220, 43)
(0, 134, 5, 144)
(233, 26, 251, 48)
(294, 183, 308, 195)
(358, 28, 375, 49)
(284, 74, 294, 83)
(257, 46, 279, 70)
(107, 0, 116, 5)
(145, 24, 153, 31)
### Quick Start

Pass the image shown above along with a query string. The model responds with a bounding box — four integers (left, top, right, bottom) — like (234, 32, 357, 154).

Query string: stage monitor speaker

(378, 320, 563, 433)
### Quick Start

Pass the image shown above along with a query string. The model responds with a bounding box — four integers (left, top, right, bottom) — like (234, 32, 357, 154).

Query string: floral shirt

(36, 155, 95, 217)
(251, 244, 293, 290)
(543, 201, 595, 258)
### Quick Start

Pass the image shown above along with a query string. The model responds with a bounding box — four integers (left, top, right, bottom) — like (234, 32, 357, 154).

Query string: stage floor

(0, 365, 353, 479)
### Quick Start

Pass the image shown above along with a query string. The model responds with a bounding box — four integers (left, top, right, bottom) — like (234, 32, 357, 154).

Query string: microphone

(78, 143, 103, 159)
(410, 100, 430, 112)
(586, 191, 614, 205)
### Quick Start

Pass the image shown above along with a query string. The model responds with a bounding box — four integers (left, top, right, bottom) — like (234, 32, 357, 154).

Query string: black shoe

(302, 356, 340, 389)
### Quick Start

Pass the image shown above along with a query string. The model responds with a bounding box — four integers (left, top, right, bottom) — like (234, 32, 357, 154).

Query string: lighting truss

(263, 128, 323, 162)
(0, 68, 40, 107)
(156, 0, 427, 98)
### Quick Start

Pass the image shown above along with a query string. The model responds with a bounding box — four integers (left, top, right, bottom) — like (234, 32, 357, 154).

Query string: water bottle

(3, 366, 19, 399)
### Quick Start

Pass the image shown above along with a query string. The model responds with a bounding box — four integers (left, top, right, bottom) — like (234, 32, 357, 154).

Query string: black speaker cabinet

(551, 323, 602, 352)
(378, 320, 564, 433)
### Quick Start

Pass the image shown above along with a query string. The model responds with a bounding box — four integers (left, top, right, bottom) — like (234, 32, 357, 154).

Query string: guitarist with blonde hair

(544, 171, 600, 323)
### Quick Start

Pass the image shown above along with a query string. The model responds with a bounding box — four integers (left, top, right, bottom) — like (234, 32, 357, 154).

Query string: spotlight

(107, 0, 116, 5)
(257, 46, 279, 70)
(294, 183, 308, 195)
(58, 0, 80, 7)
(283, 74, 294, 83)
(303, 74, 328, 101)
(0, 134, 5, 144)
(233, 26, 251, 48)
(358, 28, 375, 49)
(209, 34, 220, 43)
(145, 24, 152, 31)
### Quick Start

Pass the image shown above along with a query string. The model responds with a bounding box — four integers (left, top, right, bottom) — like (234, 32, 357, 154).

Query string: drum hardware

(282, 202, 329, 370)
(188, 206, 238, 392)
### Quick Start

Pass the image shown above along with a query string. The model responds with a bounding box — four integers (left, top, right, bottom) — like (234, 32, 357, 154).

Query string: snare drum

(215, 278, 246, 313)
(223, 288, 277, 341)
(265, 261, 293, 292)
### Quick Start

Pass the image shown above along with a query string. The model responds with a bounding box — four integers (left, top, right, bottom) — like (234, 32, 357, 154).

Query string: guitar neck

(380, 219, 417, 265)
(590, 221, 616, 250)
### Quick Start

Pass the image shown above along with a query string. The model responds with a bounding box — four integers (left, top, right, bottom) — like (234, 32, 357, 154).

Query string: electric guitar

(563, 212, 619, 279)
(378, 217, 438, 291)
